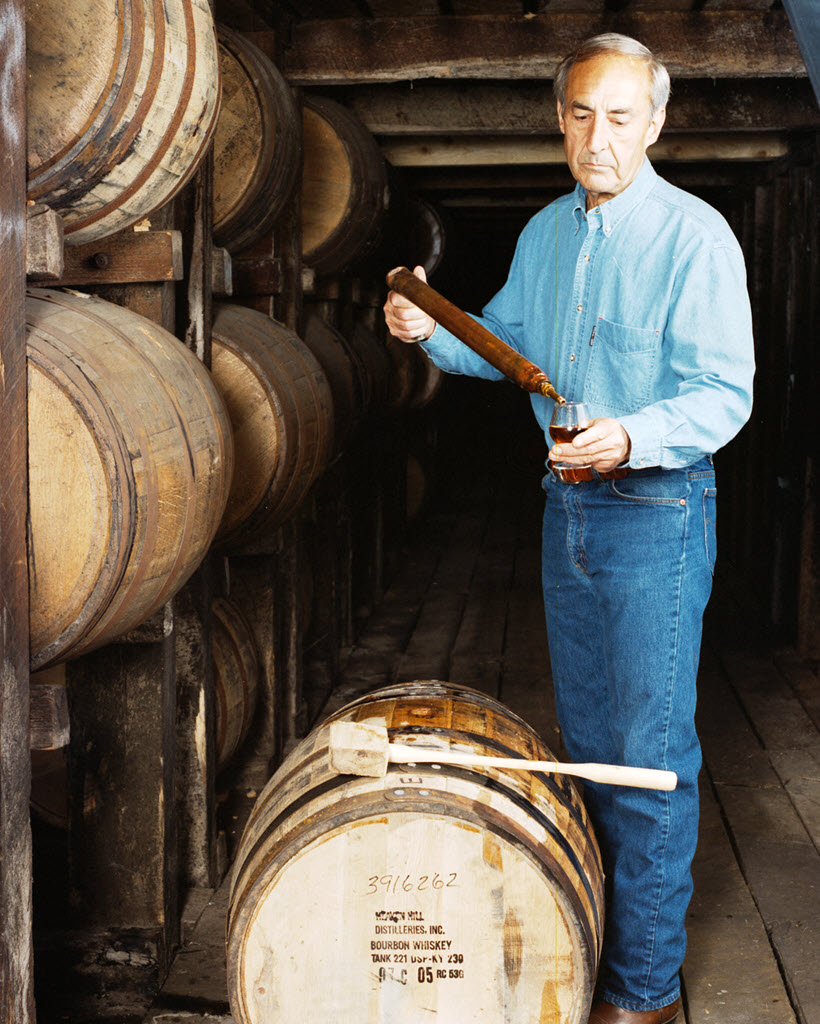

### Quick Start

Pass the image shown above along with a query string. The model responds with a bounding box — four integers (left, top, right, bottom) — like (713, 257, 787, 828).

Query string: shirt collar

(571, 158, 658, 234)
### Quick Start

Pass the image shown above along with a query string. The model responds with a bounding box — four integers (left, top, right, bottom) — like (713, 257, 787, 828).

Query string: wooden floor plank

(448, 490, 522, 697)
(722, 651, 820, 759)
(448, 653, 502, 696)
(716, 783, 820, 1024)
(696, 659, 782, 789)
(499, 482, 562, 752)
(769, 748, 820, 849)
(775, 649, 820, 733)
(684, 782, 797, 1024)
(144, 883, 233, 1021)
(395, 511, 487, 681)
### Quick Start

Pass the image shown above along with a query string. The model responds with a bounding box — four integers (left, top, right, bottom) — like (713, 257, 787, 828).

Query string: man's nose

(586, 117, 610, 152)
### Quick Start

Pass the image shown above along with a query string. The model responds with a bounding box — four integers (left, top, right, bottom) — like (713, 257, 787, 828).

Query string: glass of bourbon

(549, 401, 594, 483)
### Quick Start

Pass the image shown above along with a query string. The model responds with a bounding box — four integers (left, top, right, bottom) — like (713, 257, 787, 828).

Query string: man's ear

(556, 99, 566, 134)
(647, 107, 666, 147)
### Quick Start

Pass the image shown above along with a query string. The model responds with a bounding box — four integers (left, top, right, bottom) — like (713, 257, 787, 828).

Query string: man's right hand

(383, 265, 436, 343)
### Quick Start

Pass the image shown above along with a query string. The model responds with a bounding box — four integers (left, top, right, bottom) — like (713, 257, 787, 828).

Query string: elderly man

(384, 33, 754, 1024)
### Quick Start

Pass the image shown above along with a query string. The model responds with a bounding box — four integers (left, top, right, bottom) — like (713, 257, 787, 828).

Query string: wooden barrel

(384, 336, 419, 411)
(30, 665, 70, 829)
(350, 321, 392, 415)
(405, 198, 447, 278)
(26, 0, 222, 244)
(227, 681, 604, 1024)
(407, 346, 445, 410)
(406, 449, 433, 523)
(211, 304, 334, 548)
(301, 96, 389, 276)
(213, 597, 260, 772)
(27, 289, 233, 670)
(383, 336, 443, 412)
(301, 312, 359, 454)
(212, 26, 300, 254)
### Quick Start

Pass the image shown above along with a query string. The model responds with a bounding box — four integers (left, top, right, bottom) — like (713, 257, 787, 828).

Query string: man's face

(557, 53, 666, 209)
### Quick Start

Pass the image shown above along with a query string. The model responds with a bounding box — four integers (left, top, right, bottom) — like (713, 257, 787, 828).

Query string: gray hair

(554, 33, 671, 119)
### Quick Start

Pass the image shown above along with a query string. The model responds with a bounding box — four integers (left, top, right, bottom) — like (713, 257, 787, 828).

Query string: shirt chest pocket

(584, 316, 661, 416)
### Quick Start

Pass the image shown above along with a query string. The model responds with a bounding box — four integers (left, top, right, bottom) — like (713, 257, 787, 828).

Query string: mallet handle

(387, 744, 677, 792)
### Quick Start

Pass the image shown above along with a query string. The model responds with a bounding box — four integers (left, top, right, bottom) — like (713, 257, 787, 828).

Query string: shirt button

(570, 354, 576, 362)
(584, 255, 590, 262)
(576, 304, 583, 312)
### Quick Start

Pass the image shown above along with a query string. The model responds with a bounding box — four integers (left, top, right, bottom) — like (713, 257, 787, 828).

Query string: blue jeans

(541, 458, 716, 1012)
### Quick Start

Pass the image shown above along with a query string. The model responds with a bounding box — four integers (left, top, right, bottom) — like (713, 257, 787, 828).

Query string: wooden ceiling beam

(331, 79, 820, 134)
(380, 132, 789, 166)
(282, 11, 806, 83)
(408, 161, 766, 195)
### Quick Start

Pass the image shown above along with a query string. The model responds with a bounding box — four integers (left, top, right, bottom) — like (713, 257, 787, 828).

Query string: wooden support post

(279, 518, 309, 749)
(67, 632, 178, 968)
(174, 563, 219, 888)
(173, 119, 221, 889)
(0, 2, 35, 1018)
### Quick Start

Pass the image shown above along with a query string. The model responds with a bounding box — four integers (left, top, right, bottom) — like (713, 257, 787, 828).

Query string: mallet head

(329, 720, 391, 777)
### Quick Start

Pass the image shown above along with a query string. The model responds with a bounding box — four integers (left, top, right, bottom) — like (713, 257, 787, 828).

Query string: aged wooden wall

(0, 2, 34, 1021)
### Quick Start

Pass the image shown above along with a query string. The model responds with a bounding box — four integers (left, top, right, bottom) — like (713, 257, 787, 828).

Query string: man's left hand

(549, 417, 631, 472)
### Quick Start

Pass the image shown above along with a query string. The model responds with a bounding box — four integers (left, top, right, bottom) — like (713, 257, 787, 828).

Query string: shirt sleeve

(619, 241, 755, 469)
(419, 219, 534, 381)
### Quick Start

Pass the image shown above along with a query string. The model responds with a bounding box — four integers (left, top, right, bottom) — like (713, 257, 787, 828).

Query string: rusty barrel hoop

(227, 680, 604, 1024)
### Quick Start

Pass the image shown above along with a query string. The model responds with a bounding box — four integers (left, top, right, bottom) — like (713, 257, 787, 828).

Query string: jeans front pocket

(608, 469, 690, 506)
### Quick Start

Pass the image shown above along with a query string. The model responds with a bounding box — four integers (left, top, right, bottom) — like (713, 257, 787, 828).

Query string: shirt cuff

(619, 413, 662, 469)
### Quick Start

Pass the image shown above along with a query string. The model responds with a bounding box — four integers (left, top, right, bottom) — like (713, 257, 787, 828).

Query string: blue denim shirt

(421, 159, 755, 469)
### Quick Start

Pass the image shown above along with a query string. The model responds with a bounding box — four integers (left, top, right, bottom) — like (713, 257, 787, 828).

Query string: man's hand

(549, 417, 631, 472)
(383, 265, 436, 343)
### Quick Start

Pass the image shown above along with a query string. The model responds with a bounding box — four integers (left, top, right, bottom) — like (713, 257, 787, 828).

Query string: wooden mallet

(328, 721, 677, 791)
